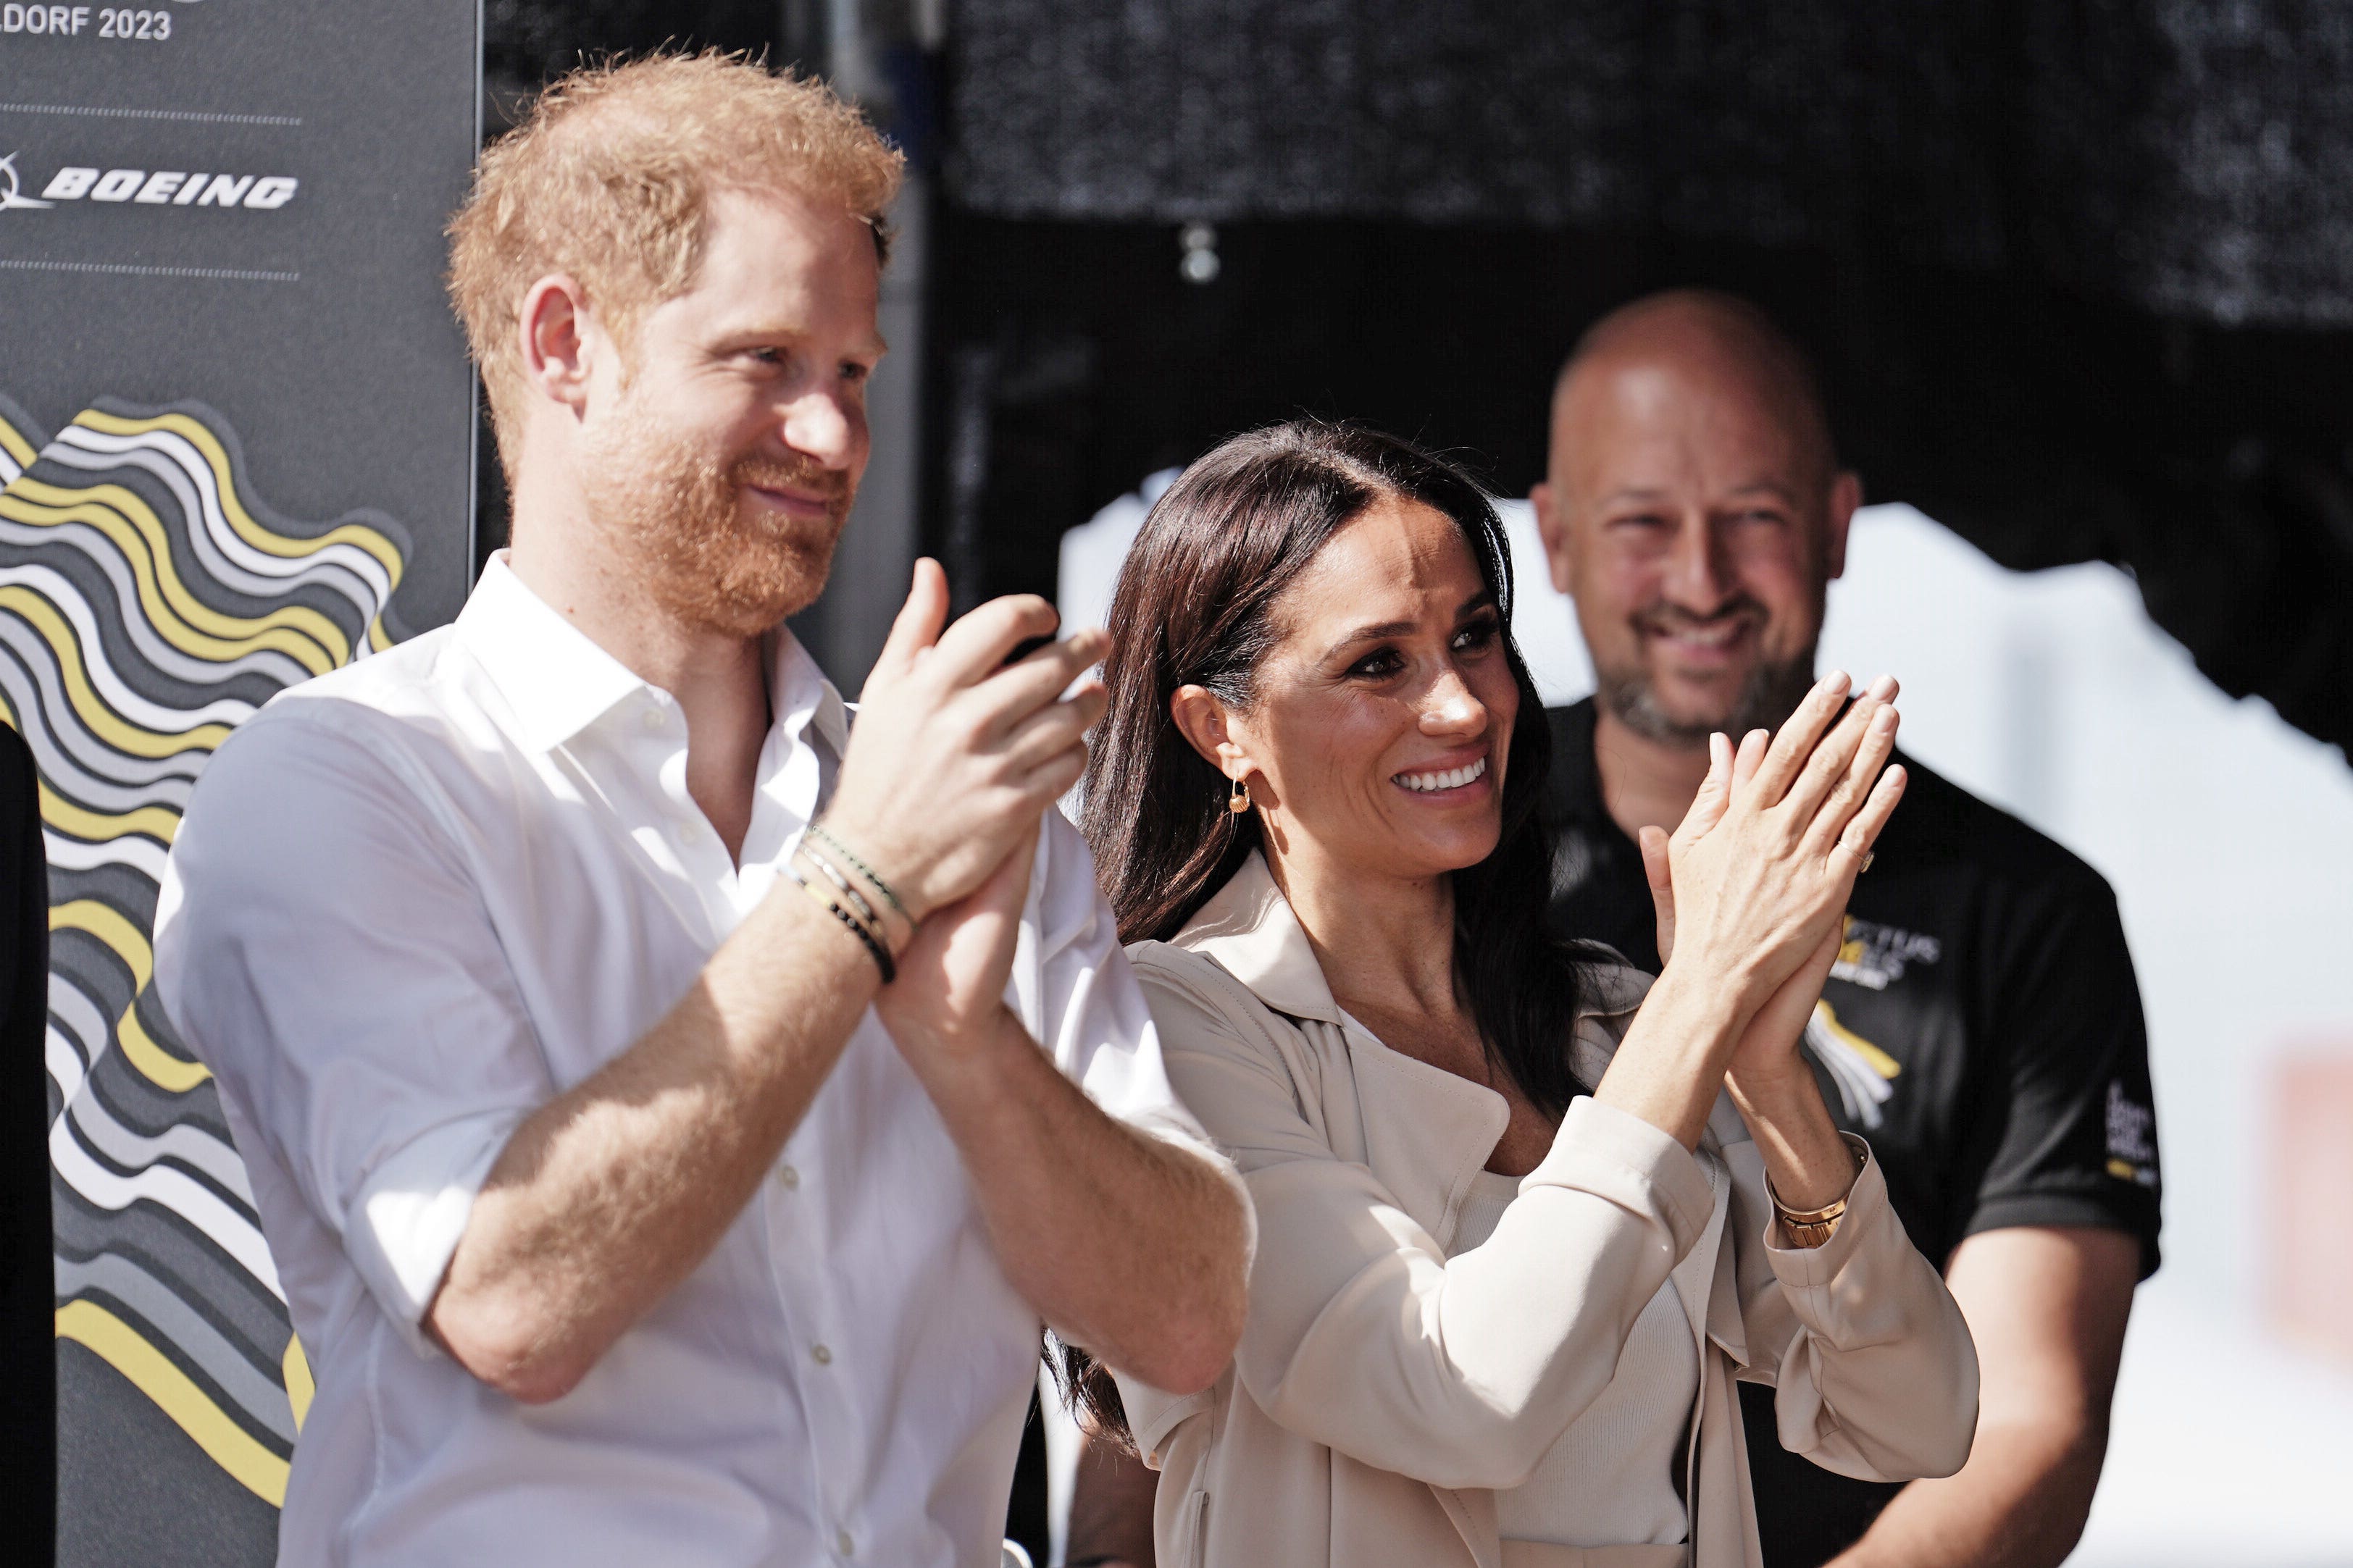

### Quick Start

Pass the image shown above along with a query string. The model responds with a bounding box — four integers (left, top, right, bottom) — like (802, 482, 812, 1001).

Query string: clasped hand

(815, 560, 1107, 1063)
(1637, 672, 1907, 1087)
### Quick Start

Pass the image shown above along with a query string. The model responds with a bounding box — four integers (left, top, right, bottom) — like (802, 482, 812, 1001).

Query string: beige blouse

(1112, 852, 1980, 1568)
(1450, 1172, 1696, 1550)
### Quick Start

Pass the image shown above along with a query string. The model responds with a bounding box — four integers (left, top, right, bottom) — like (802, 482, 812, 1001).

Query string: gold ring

(1859, 850, 1875, 873)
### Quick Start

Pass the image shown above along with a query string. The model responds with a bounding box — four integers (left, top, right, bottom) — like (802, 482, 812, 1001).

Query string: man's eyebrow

(1594, 480, 1802, 508)
(1595, 485, 1673, 508)
(711, 323, 889, 359)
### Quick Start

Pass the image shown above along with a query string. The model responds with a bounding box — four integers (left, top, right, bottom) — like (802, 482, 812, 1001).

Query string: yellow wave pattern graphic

(0, 584, 234, 758)
(4, 395, 409, 1509)
(55, 1299, 291, 1504)
(1, 480, 354, 672)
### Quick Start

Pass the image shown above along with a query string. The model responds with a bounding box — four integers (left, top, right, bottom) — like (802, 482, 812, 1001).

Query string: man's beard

(1595, 603, 1817, 749)
(580, 401, 853, 640)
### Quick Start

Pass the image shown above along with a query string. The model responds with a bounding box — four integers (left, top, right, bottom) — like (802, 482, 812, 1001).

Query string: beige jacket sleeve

(1137, 960, 1721, 1492)
(1726, 1131, 1981, 1481)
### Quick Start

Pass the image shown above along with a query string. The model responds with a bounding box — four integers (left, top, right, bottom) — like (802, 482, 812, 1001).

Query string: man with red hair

(156, 54, 1247, 1567)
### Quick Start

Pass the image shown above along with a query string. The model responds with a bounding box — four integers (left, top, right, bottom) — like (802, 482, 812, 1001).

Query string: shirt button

(811, 1342, 832, 1366)
(775, 1164, 799, 1190)
(835, 1527, 855, 1556)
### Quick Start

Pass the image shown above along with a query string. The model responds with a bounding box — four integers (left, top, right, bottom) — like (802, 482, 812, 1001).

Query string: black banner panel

(0, 4, 479, 1560)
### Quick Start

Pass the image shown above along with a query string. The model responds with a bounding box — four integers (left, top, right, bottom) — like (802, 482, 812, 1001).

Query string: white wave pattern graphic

(0, 398, 406, 1509)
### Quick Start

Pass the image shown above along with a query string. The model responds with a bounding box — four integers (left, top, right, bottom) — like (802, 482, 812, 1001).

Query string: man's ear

(1824, 469, 1863, 581)
(1170, 684, 1250, 780)
(517, 274, 598, 416)
(1529, 481, 1576, 595)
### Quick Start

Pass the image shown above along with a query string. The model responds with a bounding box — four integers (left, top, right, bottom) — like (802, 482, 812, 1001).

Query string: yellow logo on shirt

(1830, 913, 1943, 991)
(1804, 998, 1901, 1129)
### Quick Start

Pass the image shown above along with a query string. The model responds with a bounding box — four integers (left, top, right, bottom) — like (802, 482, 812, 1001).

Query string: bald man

(1529, 290, 2160, 1568)
(1062, 293, 2162, 1568)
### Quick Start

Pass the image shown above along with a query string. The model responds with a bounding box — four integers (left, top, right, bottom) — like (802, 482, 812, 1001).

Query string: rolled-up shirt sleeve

(154, 707, 552, 1357)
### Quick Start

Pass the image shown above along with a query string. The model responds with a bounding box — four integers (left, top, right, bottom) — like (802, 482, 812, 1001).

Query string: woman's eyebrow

(1320, 619, 1413, 659)
(1320, 590, 1495, 658)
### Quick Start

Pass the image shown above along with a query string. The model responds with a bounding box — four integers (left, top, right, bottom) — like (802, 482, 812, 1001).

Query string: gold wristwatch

(1771, 1141, 1868, 1249)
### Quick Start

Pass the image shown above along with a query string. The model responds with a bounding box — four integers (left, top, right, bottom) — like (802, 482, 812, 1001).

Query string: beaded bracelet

(806, 824, 910, 922)
(783, 863, 895, 984)
(797, 839, 888, 938)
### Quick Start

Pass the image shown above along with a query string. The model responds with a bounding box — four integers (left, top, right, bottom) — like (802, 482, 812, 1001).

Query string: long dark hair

(1064, 420, 1595, 1437)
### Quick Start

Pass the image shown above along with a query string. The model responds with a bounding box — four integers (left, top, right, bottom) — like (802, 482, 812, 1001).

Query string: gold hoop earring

(1229, 776, 1251, 814)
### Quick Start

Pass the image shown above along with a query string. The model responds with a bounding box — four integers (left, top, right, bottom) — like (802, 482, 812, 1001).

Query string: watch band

(1773, 1196, 1847, 1249)
(1768, 1141, 1868, 1250)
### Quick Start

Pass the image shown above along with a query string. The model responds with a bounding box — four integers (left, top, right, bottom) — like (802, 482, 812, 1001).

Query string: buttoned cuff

(345, 1108, 527, 1359)
(1527, 1096, 1717, 1262)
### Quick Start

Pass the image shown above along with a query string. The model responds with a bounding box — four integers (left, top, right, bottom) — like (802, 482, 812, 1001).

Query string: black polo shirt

(1542, 699, 2161, 1568)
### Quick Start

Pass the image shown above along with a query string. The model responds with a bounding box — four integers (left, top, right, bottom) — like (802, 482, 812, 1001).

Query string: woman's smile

(1392, 752, 1491, 797)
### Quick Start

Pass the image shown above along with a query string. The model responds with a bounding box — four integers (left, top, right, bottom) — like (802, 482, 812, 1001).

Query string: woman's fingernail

(1873, 706, 1899, 731)
(1822, 670, 1850, 693)
(1868, 674, 1897, 699)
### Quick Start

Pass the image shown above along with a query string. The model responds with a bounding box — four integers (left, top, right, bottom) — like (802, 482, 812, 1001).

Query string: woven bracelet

(806, 824, 910, 921)
(796, 842, 885, 933)
(783, 865, 895, 984)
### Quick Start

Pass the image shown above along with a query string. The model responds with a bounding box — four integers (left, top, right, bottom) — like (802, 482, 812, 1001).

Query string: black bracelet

(797, 842, 885, 933)
(784, 865, 895, 984)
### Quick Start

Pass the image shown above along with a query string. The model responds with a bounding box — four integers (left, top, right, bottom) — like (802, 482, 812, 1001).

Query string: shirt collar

(1168, 850, 1344, 1026)
(1166, 837, 1652, 1033)
(457, 555, 646, 753)
(768, 625, 848, 767)
(456, 553, 849, 762)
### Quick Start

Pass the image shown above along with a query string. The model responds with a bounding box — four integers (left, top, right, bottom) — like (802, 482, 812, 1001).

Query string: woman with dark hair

(1071, 421, 1978, 1568)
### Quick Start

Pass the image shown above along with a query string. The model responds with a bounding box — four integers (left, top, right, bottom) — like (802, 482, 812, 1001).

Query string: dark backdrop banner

(935, 1, 2353, 759)
(0, 4, 479, 1561)
(945, 0, 2353, 333)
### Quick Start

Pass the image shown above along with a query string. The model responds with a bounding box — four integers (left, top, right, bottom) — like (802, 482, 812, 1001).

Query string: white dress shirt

(153, 556, 1222, 1568)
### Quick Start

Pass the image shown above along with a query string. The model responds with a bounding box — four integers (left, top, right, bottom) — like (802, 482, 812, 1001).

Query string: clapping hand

(874, 821, 1039, 1073)
(818, 559, 1103, 1067)
(821, 559, 1106, 926)
(1637, 672, 1906, 1085)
